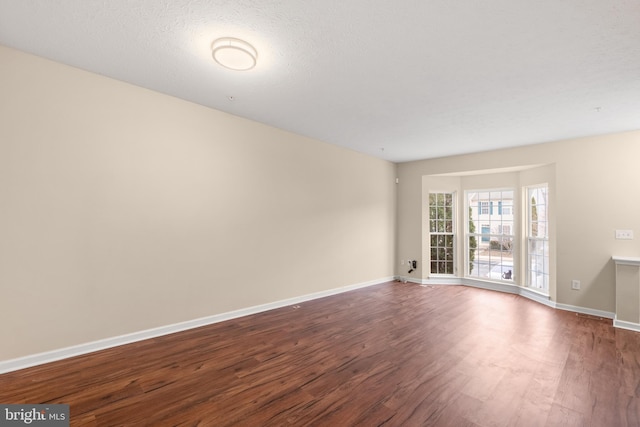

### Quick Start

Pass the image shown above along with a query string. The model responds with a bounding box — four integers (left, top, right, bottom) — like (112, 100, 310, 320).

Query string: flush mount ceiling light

(211, 37, 257, 71)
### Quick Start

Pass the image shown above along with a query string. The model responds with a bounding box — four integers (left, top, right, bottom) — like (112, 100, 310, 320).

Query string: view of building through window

(467, 190, 514, 281)
(428, 187, 549, 290)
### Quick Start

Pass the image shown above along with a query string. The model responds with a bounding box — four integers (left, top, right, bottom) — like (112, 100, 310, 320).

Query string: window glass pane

(444, 263, 453, 274)
(444, 235, 453, 248)
(445, 248, 453, 260)
(468, 241, 480, 277)
(531, 221, 538, 237)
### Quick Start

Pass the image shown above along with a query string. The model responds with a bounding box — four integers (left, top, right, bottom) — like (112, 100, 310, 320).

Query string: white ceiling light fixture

(211, 37, 257, 71)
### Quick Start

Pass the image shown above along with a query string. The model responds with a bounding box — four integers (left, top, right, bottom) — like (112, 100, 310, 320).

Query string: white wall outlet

(571, 280, 581, 290)
(401, 259, 404, 265)
(615, 229, 634, 240)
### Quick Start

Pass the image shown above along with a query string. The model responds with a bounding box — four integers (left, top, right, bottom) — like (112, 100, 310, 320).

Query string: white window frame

(428, 192, 456, 276)
(466, 189, 515, 282)
(526, 184, 549, 293)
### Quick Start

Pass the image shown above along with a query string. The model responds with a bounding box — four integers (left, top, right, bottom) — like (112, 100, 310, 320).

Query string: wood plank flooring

(2, 282, 640, 426)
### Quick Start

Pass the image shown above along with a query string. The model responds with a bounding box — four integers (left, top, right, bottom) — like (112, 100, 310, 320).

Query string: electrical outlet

(616, 230, 634, 240)
(571, 280, 581, 290)
(401, 259, 404, 265)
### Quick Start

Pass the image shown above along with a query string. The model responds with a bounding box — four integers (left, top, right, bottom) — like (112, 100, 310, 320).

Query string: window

(481, 225, 490, 242)
(480, 202, 489, 215)
(527, 185, 549, 292)
(467, 190, 514, 281)
(429, 192, 455, 275)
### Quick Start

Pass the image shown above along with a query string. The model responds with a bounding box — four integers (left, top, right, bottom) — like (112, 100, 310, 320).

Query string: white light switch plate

(616, 230, 634, 240)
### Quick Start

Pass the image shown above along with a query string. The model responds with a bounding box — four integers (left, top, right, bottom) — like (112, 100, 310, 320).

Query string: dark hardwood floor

(2, 282, 640, 426)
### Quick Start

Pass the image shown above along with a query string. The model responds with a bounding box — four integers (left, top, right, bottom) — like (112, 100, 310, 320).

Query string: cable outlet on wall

(571, 280, 581, 290)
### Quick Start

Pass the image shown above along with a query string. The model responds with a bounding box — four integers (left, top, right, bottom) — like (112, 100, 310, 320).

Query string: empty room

(1, 1, 640, 426)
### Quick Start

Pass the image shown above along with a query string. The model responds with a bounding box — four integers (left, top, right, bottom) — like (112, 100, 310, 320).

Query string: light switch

(615, 230, 634, 240)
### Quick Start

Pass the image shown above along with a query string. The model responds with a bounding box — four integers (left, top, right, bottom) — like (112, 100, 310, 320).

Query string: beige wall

(3, 41, 639, 362)
(398, 134, 640, 313)
(0, 45, 397, 360)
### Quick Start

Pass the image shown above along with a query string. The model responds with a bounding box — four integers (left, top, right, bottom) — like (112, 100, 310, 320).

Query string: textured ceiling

(1, 0, 639, 162)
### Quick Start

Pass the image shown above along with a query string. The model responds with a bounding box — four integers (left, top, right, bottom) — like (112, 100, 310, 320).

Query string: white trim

(463, 278, 558, 308)
(612, 256, 640, 266)
(556, 303, 615, 320)
(426, 277, 555, 311)
(614, 316, 640, 332)
(463, 278, 615, 318)
(395, 276, 423, 284)
(0, 277, 392, 374)
(421, 277, 620, 321)
(462, 278, 519, 295)
(424, 278, 616, 319)
(422, 277, 460, 285)
(519, 287, 554, 308)
(426, 277, 552, 307)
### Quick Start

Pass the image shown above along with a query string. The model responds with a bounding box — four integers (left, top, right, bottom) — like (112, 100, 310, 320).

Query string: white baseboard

(0, 277, 393, 374)
(461, 278, 520, 295)
(415, 277, 615, 319)
(396, 276, 459, 285)
(519, 287, 556, 309)
(394, 276, 422, 284)
(556, 303, 615, 320)
(613, 316, 640, 332)
(421, 277, 460, 285)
